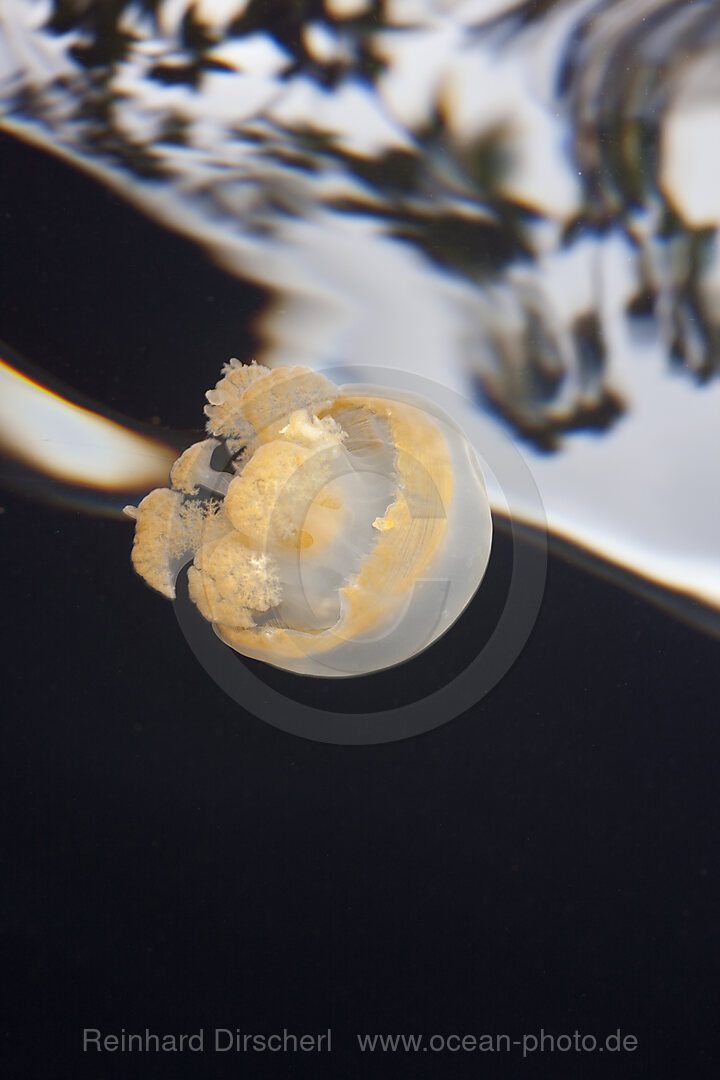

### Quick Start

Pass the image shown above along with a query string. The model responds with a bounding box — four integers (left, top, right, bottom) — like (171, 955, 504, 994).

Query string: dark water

(1, 128, 718, 1079)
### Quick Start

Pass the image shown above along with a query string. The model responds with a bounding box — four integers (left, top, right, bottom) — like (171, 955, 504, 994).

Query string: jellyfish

(124, 361, 492, 677)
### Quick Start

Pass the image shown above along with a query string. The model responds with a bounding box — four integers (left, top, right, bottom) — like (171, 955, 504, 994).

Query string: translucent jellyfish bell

(124, 362, 492, 677)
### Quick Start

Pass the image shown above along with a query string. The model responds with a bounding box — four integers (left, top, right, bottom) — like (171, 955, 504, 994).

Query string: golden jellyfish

(124, 362, 493, 677)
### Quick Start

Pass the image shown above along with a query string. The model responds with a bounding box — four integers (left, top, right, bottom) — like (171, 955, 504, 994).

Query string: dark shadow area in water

(1, 486, 717, 1078)
(0, 131, 266, 428)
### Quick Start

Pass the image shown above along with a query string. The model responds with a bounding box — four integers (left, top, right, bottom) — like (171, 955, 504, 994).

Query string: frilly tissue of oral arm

(124, 361, 493, 677)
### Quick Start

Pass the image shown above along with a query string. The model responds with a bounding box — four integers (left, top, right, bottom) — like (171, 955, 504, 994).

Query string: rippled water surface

(1, 0, 719, 627)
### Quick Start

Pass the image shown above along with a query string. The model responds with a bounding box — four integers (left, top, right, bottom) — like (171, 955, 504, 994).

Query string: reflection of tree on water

(1, 0, 720, 632)
(1, 0, 718, 447)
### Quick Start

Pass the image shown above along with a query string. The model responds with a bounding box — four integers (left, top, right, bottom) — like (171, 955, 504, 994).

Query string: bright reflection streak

(0, 355, 175, 490)
(513, 500, 720, 614)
